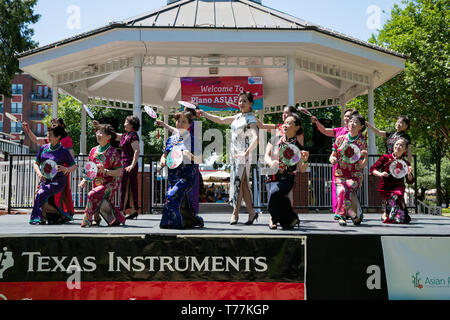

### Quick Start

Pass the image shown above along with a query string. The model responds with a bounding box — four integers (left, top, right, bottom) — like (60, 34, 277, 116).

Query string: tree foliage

(0, 0, 40, 96)
(348, 0, 449, 205)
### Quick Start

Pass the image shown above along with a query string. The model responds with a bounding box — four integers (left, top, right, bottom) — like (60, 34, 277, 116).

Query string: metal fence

(253, 154, 418, 213)
(0, 153, 419, 214)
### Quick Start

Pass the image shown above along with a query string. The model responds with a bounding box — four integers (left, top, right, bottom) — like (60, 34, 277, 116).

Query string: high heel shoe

(126, 212, 139, 220)
(230, 213, 239, 225)
(244, 213, 259, 226)
(284, 217, 300, 230)
(269, 217, 277, 230)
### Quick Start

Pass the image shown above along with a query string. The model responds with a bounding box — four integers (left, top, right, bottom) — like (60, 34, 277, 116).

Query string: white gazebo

(18, 0, 406, 156)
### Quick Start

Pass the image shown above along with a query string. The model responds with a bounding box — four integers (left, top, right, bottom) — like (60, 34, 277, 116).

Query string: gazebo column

(340, 97, 347, 127)
(163, 107, 169, 142)
(80, 104, 87, 155)
(134, 56, 144, 158)
(287, 56, 295, 106)
(51, 75, 59, 118)
(368, 80, 377, 156)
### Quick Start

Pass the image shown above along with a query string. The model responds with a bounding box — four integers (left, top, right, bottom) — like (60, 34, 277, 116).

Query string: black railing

(1, 153, 419, 215)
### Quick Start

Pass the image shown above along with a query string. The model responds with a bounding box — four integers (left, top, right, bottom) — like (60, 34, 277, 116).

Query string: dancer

(329, 114, 368, 226)
(23, 118, 75, 215)
(157, 106, 202, 219)
(30, 126, 77, 225)
(311, 109, 360, 215)
(256, 106, 304, 146)
(79, 124, 126, 228)
(264, 114, 309, 229)
(94, 116, 141, 220)
(159, 111, 204, 229)
(366, 115, 412, 162)
(370, 138, 414, 224)
(199, 92, 259, 225)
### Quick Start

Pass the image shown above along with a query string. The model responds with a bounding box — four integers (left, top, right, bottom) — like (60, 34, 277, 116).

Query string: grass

(443, 208, 450, 217)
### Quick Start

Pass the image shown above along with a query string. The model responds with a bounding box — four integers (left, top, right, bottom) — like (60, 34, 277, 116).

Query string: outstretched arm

(256, 118, 277, 131)
(311, 116, 335, 137)
(156, 120, 176, 133)
(23, 122, 46, 145)
(199, 110, 236, 125)
(366, 122, 387, 138)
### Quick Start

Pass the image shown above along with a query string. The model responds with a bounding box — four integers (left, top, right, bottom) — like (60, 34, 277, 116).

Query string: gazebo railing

(0, 154, 418, 214)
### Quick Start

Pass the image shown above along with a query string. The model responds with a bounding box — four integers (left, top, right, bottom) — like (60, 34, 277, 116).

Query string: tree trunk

(435, 147, 443, 207)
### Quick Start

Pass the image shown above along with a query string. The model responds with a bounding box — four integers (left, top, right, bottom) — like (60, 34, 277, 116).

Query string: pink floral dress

(82, 144, 125, 227)
(332, 133, 367, 221)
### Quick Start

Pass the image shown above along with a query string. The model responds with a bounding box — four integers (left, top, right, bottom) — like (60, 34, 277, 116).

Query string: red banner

(181, 76, 264, 111)
(0, 281, 304, 301)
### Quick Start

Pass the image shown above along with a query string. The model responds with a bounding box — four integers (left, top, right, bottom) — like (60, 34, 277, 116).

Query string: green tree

(348, 0, 449, 205)
(0, 0, 40, 96)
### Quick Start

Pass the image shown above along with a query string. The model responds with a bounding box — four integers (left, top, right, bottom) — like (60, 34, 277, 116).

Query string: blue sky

(32, 0, 402, 47)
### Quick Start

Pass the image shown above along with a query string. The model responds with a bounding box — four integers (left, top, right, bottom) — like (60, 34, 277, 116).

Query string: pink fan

(82, 161, 98, 182)
(225, 101, 240, 109)
(144, 106, 157, 119)
(298, 107, 312, 117)
(178, 101, 197, 110)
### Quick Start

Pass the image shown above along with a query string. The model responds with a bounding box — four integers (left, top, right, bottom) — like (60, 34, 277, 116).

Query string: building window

(11, 103, 22, 114)
(11, 122, 22, 133)
(0, 103, 3, 113)
(0, 122, 3, 133)
(12, 84, 23, 95)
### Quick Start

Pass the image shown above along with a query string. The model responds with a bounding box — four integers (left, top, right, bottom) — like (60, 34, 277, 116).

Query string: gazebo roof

(18, 0, 406, 114)
(19, 0, 405, 59)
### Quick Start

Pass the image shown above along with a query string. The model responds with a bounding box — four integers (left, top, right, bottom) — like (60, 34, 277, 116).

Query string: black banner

(0, 235, 305, 283)
(306, 235, 388, 300)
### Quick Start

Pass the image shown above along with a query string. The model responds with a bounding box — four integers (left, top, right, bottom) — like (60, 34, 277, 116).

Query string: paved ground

(0, 211, 449, 237)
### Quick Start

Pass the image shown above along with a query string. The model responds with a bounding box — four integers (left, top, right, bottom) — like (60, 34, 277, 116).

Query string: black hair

(397, 115, 410, 130)
(351, 114, 366, 132)
(51, 118, 68, 138)
(238, 91, 254, 104)
(344, 109, 359, 117)
(174, 111, 194, 124)
(126, 115, 141, 131)
(97, 124, 117, 142)
(287, 113, 304, 136)
(285, 106, 297, 114)
(47, 125, 66, 139)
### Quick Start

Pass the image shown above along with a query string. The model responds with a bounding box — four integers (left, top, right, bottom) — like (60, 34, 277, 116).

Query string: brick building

(0, 74, 52, 153)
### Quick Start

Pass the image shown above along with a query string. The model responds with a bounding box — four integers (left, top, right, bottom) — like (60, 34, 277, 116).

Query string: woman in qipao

(264, 114, 309, 229)
(30, 126, 77, 225)
(200, 92, 259, 225)
(159, 111, 204, 229)
(329, 114, 368, 226)
(79, 124, 126, 228)
(370, 138, 414, 224)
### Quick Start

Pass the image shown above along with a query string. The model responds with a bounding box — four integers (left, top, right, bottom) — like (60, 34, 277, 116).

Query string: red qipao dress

(119, 131, 139, 214)
(369, 154, 414, 224)
(81, 144, 126, 227)
(332, 133, 367, 221)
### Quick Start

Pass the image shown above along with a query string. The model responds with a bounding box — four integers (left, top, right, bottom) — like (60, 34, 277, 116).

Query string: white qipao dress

(229, 112, 258, 209)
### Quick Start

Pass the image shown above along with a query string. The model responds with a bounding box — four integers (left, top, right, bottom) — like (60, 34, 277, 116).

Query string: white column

(368, 80, 377, 155)
(164, 107, 169, 142)
(134, 56, 144, 158)
(80, 104, 87, 155)
(287, 56, 295, 106)
(51, 76, 59, 119)
(340, 97, 347, 127)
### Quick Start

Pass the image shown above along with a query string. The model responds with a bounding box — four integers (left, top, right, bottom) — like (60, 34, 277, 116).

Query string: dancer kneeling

(30, 126, 77, 225)
(370, 138, 414, 224)
(330, 115, 368, 226)
(159, 111, 204, 229)
(264, 114, 309, 229)
(79, 124, 125, 228)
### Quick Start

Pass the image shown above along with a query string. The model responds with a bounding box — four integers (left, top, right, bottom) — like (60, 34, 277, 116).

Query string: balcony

(28, 111, 47, 121)
(30, 92, 52, 102)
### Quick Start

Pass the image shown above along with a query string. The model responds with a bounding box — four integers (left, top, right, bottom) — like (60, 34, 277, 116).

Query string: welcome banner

(181, 77, 264, 111)
(381, 236, 450, 300)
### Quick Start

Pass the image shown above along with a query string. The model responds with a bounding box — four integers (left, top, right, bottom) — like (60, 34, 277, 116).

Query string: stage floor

(0, 212, 449, 236)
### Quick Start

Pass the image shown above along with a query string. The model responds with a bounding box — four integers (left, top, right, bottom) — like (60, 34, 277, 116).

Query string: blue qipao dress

(160, 133, 204, 229)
